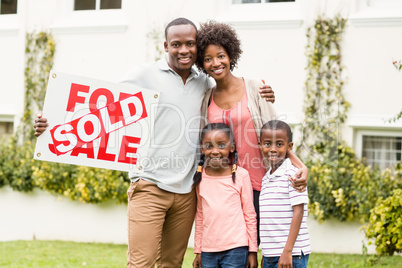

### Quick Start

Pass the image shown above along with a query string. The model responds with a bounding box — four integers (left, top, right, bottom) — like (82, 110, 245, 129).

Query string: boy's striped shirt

(259, 158, 311, 257)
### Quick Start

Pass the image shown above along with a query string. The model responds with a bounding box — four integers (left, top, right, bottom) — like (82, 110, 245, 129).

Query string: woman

(196, 20, 308, 247)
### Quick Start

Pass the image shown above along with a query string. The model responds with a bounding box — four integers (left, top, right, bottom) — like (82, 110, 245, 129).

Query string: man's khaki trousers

(127, 179, 196, 268)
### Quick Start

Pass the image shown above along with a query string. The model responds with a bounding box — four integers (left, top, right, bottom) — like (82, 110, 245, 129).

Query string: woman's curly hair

(196, 21, 242, 74)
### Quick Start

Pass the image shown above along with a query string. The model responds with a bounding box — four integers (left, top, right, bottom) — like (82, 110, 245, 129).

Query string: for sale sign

(34, 71, 160, 173)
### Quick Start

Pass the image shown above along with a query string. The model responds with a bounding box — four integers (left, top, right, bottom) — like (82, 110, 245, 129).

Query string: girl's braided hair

(193, 123, 238, 188)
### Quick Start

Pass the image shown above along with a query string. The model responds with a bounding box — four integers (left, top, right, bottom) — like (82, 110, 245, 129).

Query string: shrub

(31, 154, 129, 204)
(0, 136, 36, 192)
(66, 166, 129, 204)
(363, 188, 402, 256)
(31, 160, 78, 197)
(307, 143, 402, 223)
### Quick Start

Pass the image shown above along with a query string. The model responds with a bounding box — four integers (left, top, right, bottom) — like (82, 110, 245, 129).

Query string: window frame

(0, 107, 15, 136)
(217, 0, 302, 29)
(349, 113, 402, 168)
(0, 120, 14, 136)
(351, 0, 402, 27)
(74, 0, 122, 11)
(232, 0, 295, 3)
(0, 0, 18, 15)
(355, 129, 402, 168)
(0, 0, 19, 35)
(50, 0, 127, 34)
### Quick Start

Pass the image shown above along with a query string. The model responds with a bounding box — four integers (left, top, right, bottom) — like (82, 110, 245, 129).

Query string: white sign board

(34, 71, 160, 173)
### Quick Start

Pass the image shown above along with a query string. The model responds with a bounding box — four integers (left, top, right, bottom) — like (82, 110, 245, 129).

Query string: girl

(193, 123, 258, 268)
(196, 21, 308, 247)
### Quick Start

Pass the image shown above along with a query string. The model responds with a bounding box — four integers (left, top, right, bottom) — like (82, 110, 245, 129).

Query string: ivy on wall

(299, 15, 349, 159)
(146, 24, 165, 61)
(0, 32, 55, 191)
(22, 32, 55, 141)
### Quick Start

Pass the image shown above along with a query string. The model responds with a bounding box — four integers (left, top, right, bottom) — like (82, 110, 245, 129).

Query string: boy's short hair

(261, 120, 292, 142)
(165, 17, 197, 40)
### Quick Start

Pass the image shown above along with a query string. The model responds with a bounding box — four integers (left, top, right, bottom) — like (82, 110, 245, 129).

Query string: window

(219, 0, 301, 29)
(51, 0, 127, 33)
(0, 0, 17, 14)
(233, 0, 295, 3)
(362, 135, 402, 169)
(74, 0, 121, 11)
(351, 0, 402, 27)
(0, 0, 18, 34)
(368, 0, 402, 8)
(0, 121, 13, 137)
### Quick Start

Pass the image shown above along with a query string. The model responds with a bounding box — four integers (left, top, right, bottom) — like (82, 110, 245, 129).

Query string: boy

(259, 120, 311, 268)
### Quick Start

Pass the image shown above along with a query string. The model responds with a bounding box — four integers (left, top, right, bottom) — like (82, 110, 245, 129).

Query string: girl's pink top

(207, 85, 266, 191)
(194, 166, 258, 253)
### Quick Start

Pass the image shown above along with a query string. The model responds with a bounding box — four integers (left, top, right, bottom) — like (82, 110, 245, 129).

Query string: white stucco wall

(0, 187, 127, 244)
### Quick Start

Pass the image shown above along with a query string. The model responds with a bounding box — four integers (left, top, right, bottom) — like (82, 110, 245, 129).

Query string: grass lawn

(0, 240, 401, 267)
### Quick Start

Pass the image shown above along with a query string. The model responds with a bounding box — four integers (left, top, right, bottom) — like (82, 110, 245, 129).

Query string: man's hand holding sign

(34, 71, 159, 173)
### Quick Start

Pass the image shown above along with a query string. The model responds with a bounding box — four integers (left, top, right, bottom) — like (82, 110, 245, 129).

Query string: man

(35, 18, 276, 267)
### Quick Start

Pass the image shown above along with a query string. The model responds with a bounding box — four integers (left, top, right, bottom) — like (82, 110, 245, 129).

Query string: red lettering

(51, 123, 78, 155)
(119, 92, 132, 100)
(70, 142, 95, 159)
(48, 143, 56, 154)
(97, 133, 116, 161)
(89, 88, 115, 112)
(84, 120, 94, 134)
(119, 92, 147, 125)
(75, 110, 105, 143)
(66, 83, 90, 112)
(118, 135, 141, 164)
(103, 102, 124, 127)
(51, 91, 148, 156)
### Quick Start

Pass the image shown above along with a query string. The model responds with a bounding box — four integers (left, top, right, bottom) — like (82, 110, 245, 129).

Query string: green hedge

(33, 164, 129, 204)
(307, 143, 402, 223)
(363, 188, 402, 256)
(307, 143, 402, 256)
(0, 136, 36, 192)
(0, 136, 129, 204)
